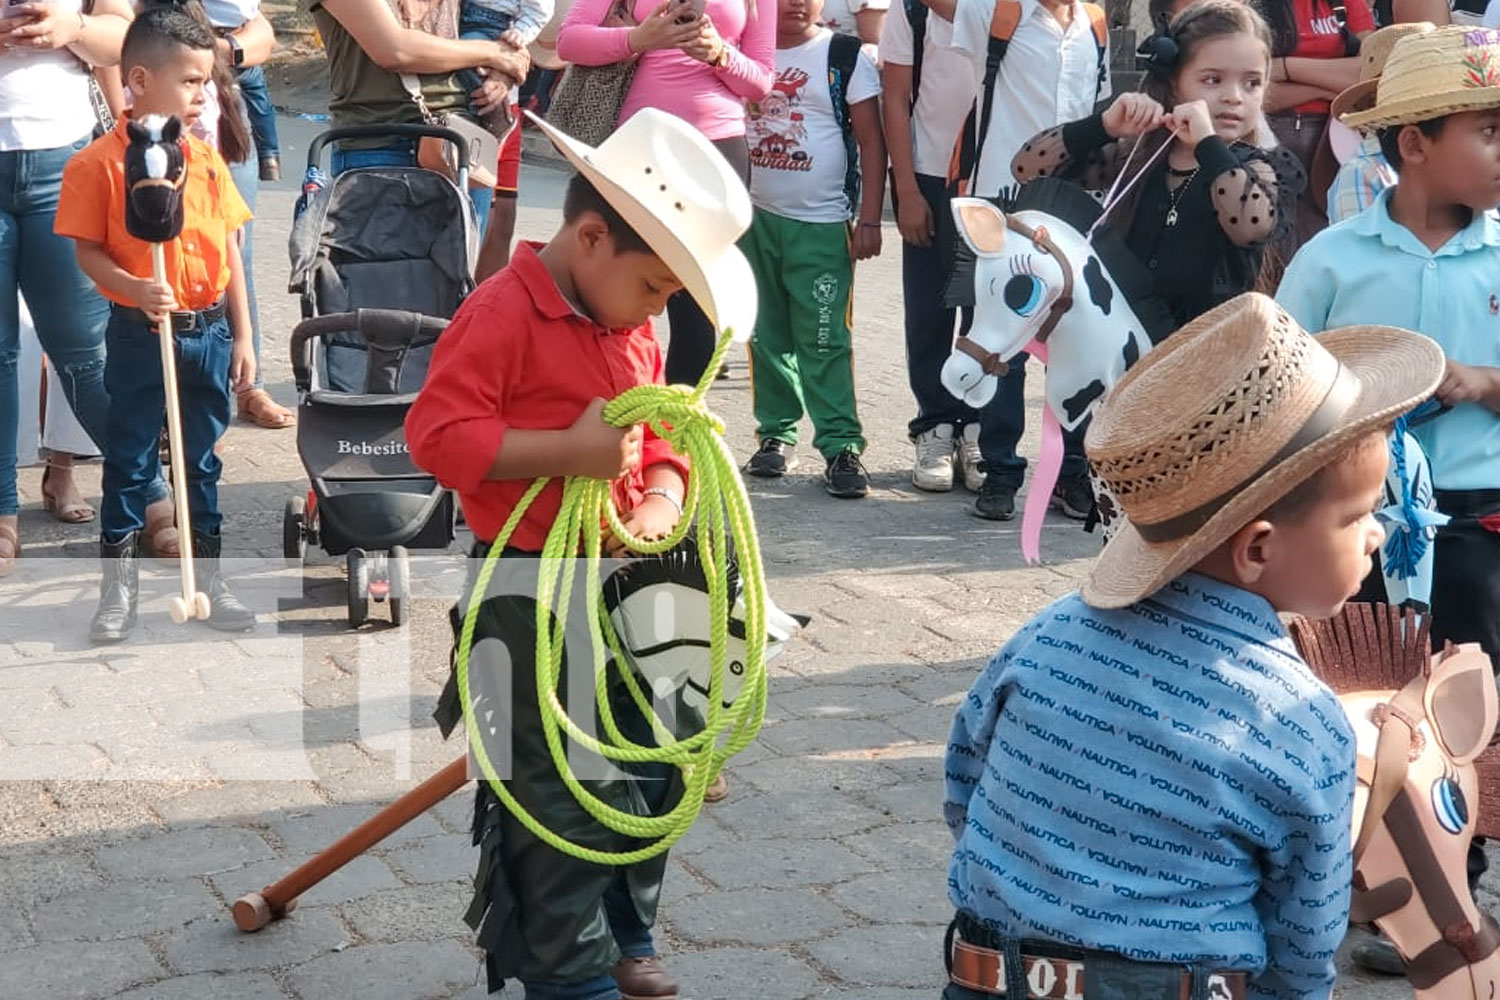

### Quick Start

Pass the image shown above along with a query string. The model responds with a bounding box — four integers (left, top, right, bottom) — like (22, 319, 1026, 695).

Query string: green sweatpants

(742, 208, 865, 460)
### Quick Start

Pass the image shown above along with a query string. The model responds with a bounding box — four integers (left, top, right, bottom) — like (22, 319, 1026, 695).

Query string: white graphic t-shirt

(746, 29, 881, 224)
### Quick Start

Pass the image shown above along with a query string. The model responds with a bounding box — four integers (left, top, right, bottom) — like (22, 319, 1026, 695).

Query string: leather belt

(114, 297, 226, 334)
(950, 938, 1248, 1000)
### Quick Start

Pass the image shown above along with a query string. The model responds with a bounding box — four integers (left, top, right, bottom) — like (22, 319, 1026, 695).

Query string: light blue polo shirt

(1276, 188, 1500, 491)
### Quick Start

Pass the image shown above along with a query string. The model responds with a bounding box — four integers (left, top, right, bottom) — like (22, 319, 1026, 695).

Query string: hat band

(1131, 363, 1362, 544)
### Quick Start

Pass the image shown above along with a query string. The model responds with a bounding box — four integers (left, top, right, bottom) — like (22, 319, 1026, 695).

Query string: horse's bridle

(952, 216, 1075, 380)
(1352, 672, 1500, 990)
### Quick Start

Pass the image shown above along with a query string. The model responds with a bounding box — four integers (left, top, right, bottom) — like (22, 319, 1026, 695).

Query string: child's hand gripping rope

(455, 330, 770, 864)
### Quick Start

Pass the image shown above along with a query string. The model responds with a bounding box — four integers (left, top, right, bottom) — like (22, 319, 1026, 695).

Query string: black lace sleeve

(1201, 140, 1307, 248)
(1011, 113, 1133, 192)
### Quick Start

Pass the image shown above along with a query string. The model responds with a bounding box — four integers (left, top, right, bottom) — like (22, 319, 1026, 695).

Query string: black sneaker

(1051, 473, 1095, 521)
(1350, 936, 1405, 976)
(259, 155, 281, 182)
(973, 478, 1017, 520)
(823, 450, 869, 498)
(745, 439, 797, 478)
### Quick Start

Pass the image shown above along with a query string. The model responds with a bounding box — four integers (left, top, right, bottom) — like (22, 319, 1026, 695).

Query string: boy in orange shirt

(55, 5, 257, 643)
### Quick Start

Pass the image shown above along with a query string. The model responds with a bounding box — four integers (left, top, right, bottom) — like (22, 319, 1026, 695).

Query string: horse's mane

(942, 178, 1176, 345)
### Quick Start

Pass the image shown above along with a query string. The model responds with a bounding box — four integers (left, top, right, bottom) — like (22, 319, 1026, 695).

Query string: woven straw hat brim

(525, 111, 757, 340)
(1081, 326, 1444, 610)
(1331, 78, 1380, 123)
(1342, 84, 1500, 129)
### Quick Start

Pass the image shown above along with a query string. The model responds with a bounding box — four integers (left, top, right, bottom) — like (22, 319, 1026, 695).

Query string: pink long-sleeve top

(557, 0, 774, 141)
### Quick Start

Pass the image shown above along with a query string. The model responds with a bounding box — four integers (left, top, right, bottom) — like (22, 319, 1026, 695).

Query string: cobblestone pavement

(0, 118, 1450, 998)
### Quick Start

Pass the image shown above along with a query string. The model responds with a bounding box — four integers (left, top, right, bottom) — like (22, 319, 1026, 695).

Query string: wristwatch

(225, 31, 245, 68)
(709, 43, 730, 69)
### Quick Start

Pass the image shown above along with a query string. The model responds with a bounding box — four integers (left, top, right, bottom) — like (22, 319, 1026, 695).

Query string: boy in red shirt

(55, 6, 258, 643)
(406, 108, 755, 1000)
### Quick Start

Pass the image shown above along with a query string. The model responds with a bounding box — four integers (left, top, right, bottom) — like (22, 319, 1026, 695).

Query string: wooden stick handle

(234, 757, 469, 931)
(152, 243, 198, 603)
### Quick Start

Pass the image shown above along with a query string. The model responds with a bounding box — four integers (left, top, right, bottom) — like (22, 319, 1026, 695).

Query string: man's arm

(851, 97, 887, 261)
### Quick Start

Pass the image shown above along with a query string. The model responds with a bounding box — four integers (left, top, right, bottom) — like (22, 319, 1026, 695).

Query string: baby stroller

(283, 124, 477, 625)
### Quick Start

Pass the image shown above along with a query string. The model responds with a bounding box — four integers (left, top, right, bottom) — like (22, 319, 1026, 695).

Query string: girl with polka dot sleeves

(1009, 0, 1305, 328)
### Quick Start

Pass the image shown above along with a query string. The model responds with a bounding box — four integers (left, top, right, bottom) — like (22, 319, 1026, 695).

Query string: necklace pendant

(1165, 207, 1179, 227)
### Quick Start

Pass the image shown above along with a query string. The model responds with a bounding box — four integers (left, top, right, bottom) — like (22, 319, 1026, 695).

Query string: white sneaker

(911, 424, 956, 492)
(957, 423, 985, 492)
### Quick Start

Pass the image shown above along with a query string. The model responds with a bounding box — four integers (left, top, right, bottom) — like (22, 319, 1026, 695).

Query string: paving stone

(804, 924, 946, 988)
(812, 990, 934, 1000)
(707, 789, 891, 841)
(669, 946, 825, 999)
(161, 906, 350, 975)
(385, 833, 475, 884)
(885, 705, 960, 743)
(110, 971, 288, 1000)
(96, 826, 275, 881)
(828, 870, 951, 925)
(677, 836, 874, 891)
(0, 905, 33, 953)
(267, 803, 445, 855)
(775, 684, 926, 721)
(663, 887, 849, 946)
(756, 719, 920, 758)
(729, 756, 902, 795)
(342, 882, 472, 942)
(843, 824, 953, 872)
(212, 853, 402, 908)
(0, 845, 103, 905)
(0, 938, 162, 999)
(286, 939, 478, 1000)
(781, 653, 930, 687)
(30, 877, 222, 942)
(0, 743, 108, 781)
(151, 781, 327, 826)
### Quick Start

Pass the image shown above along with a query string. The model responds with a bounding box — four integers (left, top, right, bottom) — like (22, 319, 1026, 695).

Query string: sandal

(41, 461, 96, 524)
(237, 388, 296, 429)
(143, 498, 181, 558)
(0, 518, 17, 577)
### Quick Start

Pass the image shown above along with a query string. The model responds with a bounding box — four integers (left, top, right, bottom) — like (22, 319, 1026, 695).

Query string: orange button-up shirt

(55, 116, 252, 311)
(406, 242, 690, 550)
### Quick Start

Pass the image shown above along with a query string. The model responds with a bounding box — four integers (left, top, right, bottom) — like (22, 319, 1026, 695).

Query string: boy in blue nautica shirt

(1278, 25, 1500, 667)
(941, 293, 1444, 1000)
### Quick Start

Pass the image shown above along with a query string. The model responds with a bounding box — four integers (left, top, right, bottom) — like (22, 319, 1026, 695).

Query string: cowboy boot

(90, 533, 140, 644)
(192, 530, 256, 632)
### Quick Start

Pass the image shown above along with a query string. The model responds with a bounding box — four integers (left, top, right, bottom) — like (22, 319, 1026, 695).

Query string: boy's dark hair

(120, 5, 215, 76)
(1260, 427, 1388, 523)
(1376, 117, 1448, 172)
(562, 173, 653, 256)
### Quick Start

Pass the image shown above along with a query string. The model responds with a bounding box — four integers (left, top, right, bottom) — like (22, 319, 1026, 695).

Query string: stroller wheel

(283, 496, 307, 561)
(346, 547, 369, 626)
(389, 546, 410, 626)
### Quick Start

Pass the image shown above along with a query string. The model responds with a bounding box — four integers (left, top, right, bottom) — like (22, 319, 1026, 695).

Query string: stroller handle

(306, 124, 472, 177)
(291, 309, 449, 393)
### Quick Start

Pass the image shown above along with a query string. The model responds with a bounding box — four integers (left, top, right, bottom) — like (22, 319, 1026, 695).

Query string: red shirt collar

(508, 241, 643, 336)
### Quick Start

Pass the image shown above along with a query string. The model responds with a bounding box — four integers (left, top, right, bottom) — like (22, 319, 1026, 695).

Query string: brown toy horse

(1291, 605, 1500, 999)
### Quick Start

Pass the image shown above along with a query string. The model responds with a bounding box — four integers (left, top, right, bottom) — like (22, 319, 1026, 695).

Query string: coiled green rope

(455, 330, 768, 864)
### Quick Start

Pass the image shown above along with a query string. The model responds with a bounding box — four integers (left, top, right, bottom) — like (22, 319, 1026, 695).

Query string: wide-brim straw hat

(1330, 21, 1437, 122)
(1081, 293, 1443, 610)
(1342, 24, 1500, 130)
(526, 109, 757, 342)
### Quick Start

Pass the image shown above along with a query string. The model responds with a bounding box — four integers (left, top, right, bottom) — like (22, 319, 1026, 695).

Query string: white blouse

(0, 0, 97, 152)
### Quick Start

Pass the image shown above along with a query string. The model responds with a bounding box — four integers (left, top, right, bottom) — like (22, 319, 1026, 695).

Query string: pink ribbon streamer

(1020, 341, 1058, 565)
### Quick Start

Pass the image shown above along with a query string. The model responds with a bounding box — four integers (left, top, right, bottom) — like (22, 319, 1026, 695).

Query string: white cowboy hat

(525, 108, 757, 343)
(1082, 293, 1444, 610)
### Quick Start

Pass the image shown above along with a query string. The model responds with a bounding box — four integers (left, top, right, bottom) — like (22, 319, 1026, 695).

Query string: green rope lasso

(454, 330, 768, 865)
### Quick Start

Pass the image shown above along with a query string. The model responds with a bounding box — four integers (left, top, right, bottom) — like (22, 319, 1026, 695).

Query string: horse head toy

(124, 114, 187, 244)
(1291, 604, 1500, 999)
(942, 179, 1175, 560)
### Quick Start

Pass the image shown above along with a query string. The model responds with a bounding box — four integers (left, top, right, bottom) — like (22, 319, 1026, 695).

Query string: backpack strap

(1084, 2, 1109, 102)
(828, 31, 864, 219)
(949, 0, 1020, 193)
(904, 0, 929, 108)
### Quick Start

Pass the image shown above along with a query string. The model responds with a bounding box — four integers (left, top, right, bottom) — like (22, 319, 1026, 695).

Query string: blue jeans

(226, 151, 264, 389)
(977, 358, 1088, 488)
(457, 5, 514, 94)
(901, 172, 978, 438)
(101, 307, 232, 541)
(0, 135, 114, 515)
(330, 141, 492, 240)
(236, 64, 280, 160)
